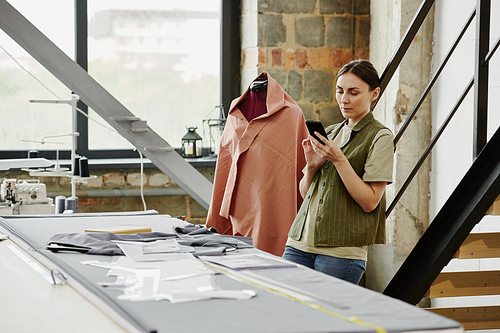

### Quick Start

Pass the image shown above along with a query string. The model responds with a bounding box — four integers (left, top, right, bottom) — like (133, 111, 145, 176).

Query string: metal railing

(378, 0, 500, 305)
(380, 0, 499, 217)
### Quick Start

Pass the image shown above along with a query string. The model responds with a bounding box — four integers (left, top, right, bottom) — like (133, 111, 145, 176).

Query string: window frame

(0, 0, 240, 169)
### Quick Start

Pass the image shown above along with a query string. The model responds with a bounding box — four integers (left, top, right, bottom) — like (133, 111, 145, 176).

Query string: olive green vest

(288, 112, 388, 247)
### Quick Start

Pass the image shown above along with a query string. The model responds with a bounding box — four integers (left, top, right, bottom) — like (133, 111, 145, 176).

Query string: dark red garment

(238, 90, 268, 121)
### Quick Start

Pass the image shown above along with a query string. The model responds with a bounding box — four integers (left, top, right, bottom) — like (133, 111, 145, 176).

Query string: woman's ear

(370, 87, 381, 102)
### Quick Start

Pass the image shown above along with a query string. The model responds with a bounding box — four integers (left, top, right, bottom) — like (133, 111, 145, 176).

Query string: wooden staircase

(425, 197, 500, 331)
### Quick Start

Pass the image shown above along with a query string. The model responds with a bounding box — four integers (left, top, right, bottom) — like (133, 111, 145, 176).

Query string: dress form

(239, 76, 268, 121)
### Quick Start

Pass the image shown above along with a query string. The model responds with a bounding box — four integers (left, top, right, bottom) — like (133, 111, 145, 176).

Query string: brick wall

(0, 167, 214, 224)
(241, 0, 371, 125)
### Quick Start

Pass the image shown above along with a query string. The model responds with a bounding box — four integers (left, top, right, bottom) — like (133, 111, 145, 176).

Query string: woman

(283, 60, 394, 284)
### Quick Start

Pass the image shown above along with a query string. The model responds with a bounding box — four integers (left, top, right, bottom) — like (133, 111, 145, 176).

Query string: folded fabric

(47, 229, 253, 256)
(173, 224, 218, 236)
(176, 234, 253, 250)
(47, 232, 177, 255)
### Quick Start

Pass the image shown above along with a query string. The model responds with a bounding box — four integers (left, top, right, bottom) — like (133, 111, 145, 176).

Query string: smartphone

(305, 120, 328, 145)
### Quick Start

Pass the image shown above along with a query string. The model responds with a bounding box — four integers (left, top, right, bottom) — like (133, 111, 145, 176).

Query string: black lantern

(181, 126, 202, 158)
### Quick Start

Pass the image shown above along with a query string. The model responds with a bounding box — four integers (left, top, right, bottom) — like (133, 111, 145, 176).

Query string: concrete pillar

(367, 0, 434, 292)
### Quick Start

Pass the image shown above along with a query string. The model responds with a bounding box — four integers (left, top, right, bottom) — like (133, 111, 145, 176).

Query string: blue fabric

(283, 246, 366, 284)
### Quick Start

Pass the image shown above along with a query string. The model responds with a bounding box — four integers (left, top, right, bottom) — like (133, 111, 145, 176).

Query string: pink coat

(206, 73, 308, 256)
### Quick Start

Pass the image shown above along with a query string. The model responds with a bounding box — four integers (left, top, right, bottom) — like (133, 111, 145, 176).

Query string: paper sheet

(83, 255, 256, 303)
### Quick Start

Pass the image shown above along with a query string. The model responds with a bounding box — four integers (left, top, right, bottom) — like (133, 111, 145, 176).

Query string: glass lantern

(181, 126, 203, 158)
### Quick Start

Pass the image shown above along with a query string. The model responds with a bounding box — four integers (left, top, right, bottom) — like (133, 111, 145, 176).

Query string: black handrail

(386, 7, 476, 217)
(473, 0, 491, 157)
(386, 78, 474, 217)
(392, 8, 476, 147)
(377, 0, 435, 100)
(382, 0, 500, 306)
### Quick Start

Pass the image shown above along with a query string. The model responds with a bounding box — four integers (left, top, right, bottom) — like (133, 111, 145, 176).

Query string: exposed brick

(326, 17, 352, 48)
(296, 16, 325, 47)
(319, 0, 352, 14)
(298, 102, 315, 120)
(355, 0, 370, 15)
(1, 167, 210, 218)
(307, 49, 319, 69)
(126, 173, 146, 187)
(319, 49, 331, 69)
(148, 195, 187, 217)
(258, 48, 268, 67)
(356, 16, 370, 48)
(296, 49, 307, 68)
(332, 49, 343, 68)
(342, 49, 352, 65)
(284, 49, 295, 69)
(354, 48, 367, 60)
(272, 48, 282, 67)
(79, 197, 101, 205)
(258, 14, 286, 47)
(287, 70, 302, 101)
(149, 173, 170, 186)
(304, 70, 334, 103)
(59, 176, 71, 187)
(103, 172, 125, 187)
(266, 69, 287, 87)
(85, 175, 102, 187)
(258, 0, 316, 14)
(189, 196, 209, 219)
(318, 103, 343, 126)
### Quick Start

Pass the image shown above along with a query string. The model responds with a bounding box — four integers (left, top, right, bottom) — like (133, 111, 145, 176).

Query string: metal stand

(29, 94, 80, 198)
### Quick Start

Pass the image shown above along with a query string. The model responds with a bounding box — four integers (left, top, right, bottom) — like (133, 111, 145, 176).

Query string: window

(0, 0, 222, 165)
(0, 0, 74, 155)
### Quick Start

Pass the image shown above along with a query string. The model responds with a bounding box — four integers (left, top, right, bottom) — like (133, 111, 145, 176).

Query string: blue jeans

(282, 246, 366, 284)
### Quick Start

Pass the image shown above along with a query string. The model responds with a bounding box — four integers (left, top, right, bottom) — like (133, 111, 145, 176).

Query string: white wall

(430, 0, 500, 312)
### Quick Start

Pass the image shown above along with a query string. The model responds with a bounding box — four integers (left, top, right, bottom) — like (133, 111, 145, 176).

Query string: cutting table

(0, 211, 463, 333)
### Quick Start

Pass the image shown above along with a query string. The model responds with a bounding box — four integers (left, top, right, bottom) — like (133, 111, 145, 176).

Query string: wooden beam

(427, 306, 500, 330)
(426, 270, 500, 298)
(454, 232, 500, 259)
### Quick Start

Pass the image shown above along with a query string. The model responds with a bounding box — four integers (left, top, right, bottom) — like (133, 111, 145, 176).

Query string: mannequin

(249, 76, 268, 92)
(239, 74, 268, 121)
(206, 72, 308, 256)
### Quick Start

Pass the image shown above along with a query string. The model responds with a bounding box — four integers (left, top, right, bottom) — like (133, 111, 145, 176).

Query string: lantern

(181, 126, 202, 158)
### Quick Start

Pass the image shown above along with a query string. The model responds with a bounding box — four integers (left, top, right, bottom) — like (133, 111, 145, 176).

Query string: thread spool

(65, 196, 78, 214)
(55, 196, 66, 214)
(79, 156, 89, 177)
(73, 155, 80, 176)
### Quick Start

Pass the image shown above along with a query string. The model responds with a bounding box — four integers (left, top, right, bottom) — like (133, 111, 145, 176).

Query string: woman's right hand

(299, 137, 325, 198)
(303, 136, 326, 168)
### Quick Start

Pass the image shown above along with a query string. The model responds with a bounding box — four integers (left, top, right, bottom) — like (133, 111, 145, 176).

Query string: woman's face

(336, 73, 380, 125)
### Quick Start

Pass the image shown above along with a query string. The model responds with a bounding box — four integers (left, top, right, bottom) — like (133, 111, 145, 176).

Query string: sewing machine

(0, 179, 54, 215)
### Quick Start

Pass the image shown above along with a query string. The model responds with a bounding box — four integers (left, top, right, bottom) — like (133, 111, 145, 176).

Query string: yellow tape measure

(205, 263, 387, 333)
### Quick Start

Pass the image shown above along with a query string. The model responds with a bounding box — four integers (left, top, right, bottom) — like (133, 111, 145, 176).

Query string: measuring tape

(205, 263, 387, 333)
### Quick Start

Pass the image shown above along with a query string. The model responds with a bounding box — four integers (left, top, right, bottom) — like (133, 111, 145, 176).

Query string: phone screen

(305, 121, 328, 145)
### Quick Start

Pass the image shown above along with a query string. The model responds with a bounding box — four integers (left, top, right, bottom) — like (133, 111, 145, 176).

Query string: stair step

(454, 232, 500, 259)
(426, 305, 500, 330)
(426, 270, 500, 298)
